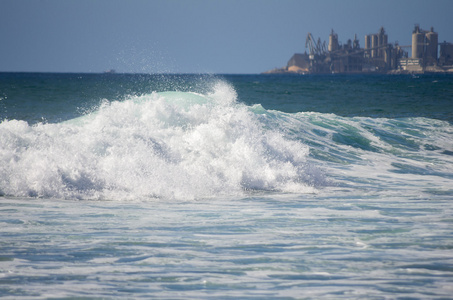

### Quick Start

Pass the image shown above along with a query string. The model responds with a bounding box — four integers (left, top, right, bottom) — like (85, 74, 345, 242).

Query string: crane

(305, 33, 327, 56)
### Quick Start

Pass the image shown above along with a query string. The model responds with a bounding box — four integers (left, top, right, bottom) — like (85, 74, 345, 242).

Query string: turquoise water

(1, 73, 453, 298)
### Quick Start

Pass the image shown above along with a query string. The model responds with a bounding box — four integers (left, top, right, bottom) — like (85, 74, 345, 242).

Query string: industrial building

(265, 25, 453, 74)
(398, 25, 439, 72)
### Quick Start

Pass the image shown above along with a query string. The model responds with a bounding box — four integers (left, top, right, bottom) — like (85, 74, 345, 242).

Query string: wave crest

(0, 81, 315, 200)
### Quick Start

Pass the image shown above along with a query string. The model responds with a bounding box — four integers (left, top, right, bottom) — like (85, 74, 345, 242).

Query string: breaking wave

(0, 81, 317, 200)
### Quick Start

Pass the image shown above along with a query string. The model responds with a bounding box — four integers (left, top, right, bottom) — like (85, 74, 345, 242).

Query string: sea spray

(0, 81, 315, 200)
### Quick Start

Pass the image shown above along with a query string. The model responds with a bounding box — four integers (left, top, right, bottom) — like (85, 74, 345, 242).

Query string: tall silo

(328, 30, 339, 52)
(377, 27, 387, 58)
(381, 34, 388, 58)
(364, 34, 371, 57)
(371, 34, 378, 58)
(425, 27, 438, 64)
(412, 25, 425, 58)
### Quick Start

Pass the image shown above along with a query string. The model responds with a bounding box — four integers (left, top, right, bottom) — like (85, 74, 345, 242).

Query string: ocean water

(1, 72, 453, 299)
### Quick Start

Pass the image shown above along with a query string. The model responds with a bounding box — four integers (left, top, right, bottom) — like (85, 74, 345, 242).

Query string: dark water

(231, 73, 453, 121)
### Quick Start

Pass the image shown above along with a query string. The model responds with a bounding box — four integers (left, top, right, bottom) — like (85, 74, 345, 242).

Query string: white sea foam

(0, 81, 315, 200)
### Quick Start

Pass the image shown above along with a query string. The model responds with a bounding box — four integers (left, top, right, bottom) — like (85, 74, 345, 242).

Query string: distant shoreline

(2, 71, 453, 76)
(262, 66, 453, 75)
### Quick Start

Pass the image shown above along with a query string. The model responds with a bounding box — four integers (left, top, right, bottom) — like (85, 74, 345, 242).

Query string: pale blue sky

(1, 0, 452, 73)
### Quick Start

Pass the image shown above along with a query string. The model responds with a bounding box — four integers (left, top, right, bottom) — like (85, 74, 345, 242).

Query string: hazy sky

(1, 0, 452, 74)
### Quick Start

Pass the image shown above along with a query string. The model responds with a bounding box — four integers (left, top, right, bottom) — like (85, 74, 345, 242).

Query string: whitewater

(1, 81, 316, 200)
(1, 73, 453, 299)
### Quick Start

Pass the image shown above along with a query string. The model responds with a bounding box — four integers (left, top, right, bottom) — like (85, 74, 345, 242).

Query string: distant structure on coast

(264, 25, 453, 74)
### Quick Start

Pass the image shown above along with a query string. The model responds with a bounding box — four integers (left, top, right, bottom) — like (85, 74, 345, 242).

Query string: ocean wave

(269, 110, 453, 191)
(0, 81, 317, 200)
(2, 78, 452, 200)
